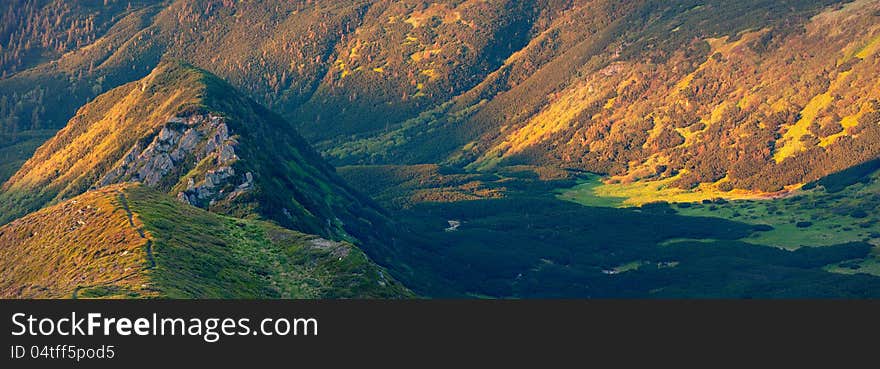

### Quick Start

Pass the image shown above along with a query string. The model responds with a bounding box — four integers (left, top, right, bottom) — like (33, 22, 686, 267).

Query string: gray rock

(157, 126, 174, 142)
(95, 113, 253, 210)
(218, 144, 237, 163)
(216, 122, 229, 141)
(138, 153, 173, 186)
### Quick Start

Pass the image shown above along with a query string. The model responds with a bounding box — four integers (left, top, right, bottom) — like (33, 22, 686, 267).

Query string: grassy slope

(558, 164, 880, 279)
(0, 185, 155, 298)
(560, 170, 880, 249)
(0, 184, 413, 298)
(1, 0, 875, 197)
(0, 62, 395, 259)
(459, 0, 873, 187)
(127, 185, 412, 298)
(0, 62, 209, 225)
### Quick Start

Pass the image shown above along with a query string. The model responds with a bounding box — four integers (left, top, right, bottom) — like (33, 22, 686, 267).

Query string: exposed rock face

(99, 114, 254, 209)
(307, 238, 351, 259)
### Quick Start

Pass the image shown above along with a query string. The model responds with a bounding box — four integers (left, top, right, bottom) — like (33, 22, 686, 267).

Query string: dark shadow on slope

(381, 193, 880, 298)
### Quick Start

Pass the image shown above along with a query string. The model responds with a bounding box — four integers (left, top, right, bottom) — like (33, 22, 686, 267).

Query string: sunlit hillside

(467, 0, 880, 195)
(4, 0, 880, 299)
(0, 61, 390, 246)
(0, 184, 411, 298)
(4, 1, 878, 197)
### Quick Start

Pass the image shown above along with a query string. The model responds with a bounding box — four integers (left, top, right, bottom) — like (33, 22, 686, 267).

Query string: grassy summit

(0, 61, 390, 247)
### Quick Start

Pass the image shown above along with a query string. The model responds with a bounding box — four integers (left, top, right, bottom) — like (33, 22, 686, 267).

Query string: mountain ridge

(0, 61, 390, 245)
(0, 183, 412, 298)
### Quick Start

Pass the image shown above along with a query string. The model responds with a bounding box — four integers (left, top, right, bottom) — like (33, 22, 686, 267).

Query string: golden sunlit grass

(0, 184, 153, 298)
(774, 92, 834, 162)
(0, 184, 414, 299)
(404, 3, 463, 28)
(820, 101, 870, 147)
(560, 168, 880, 253)
(560, 173, 797, 207)
(0, 61, 208, 224)
(472, 79, 604, 169)
(855, 33, 880, 59)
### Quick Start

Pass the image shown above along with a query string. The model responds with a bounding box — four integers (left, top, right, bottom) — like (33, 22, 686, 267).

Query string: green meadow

(558, 170, 880, 276)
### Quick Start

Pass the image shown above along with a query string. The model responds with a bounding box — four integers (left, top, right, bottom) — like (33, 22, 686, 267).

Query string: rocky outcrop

(99, 113, 254, 209)
(307, 237, 351, 259)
